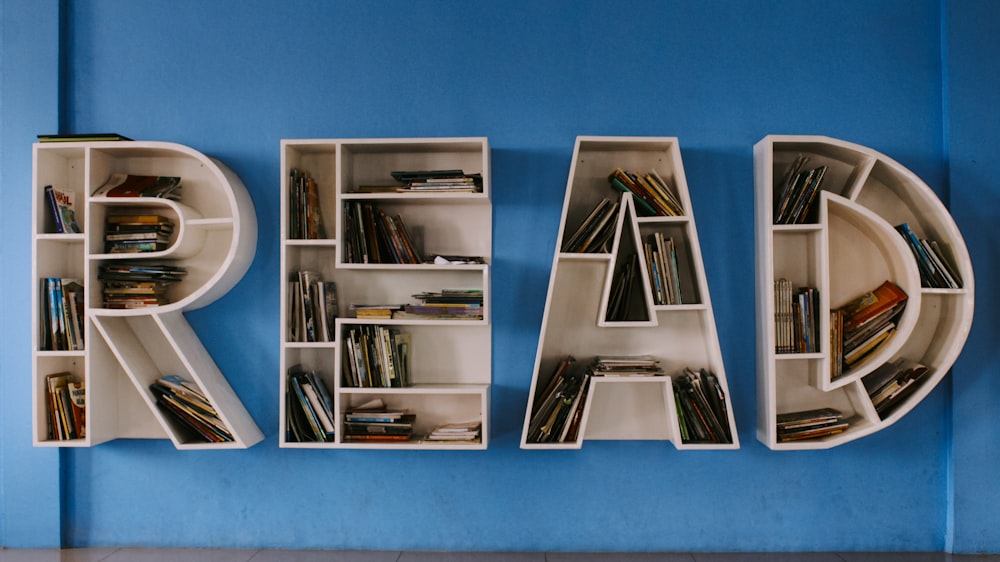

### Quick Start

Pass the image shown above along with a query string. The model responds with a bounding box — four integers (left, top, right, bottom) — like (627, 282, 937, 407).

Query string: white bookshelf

(279, 137, 492, 449)
(754, 135, 975, 449)
(520, 136, 739, 450)
(31, 140, 263, 449)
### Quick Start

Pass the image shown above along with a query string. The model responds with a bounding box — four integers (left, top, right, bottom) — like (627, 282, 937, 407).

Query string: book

(840, 280, 908, 333)
(150, 375, 233, 443)
(92, 174, 182, 199)
(44, 185, 81, 233)
(45, 372, 82, 440)
(776, 407, 848, 442)
(38, 133, 132, 142)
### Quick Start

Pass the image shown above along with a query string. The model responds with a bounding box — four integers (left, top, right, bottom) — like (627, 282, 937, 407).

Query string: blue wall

(1, 0, 997, 553)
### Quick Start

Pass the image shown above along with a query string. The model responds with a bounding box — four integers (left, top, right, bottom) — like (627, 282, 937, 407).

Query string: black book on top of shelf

(38, 133, 132, 142)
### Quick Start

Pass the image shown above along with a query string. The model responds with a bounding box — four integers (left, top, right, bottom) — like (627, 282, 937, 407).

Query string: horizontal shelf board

(186, 218, 234, 229)
(35, 233, 86, 241)
(284, 341, 337, 349)
(652, 303, 707, 312)
(338, 317, 488, 327)
(635, 216, 689, 225)
(339, 192, 489, 203)
(774, 352, 826, 360)
(771, 224, 825, 233)
(336, 263, 488, 271)
(520, 442, 582, 450)
(598, 320, 658, 328)
(285, 238, 337, 247)
(558, 252, 612, 262)
(35, 349, 86, 357)
(334, 441, 486, 450)
(338, 383, 489, 395)
(590, 375, 672, 384)
(34, 439, 89, 447)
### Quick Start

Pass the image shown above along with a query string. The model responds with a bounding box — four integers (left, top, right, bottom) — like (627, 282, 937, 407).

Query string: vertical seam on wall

(939, 0, 956, 554)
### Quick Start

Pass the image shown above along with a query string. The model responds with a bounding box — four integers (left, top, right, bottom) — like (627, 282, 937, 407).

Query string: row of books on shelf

(45, 372, 85, 440)
(343, 201, 423, 264)
(895, 223, 963, 289)
(356, 169, 484, 194)
(525, 356, 732, 445)
(563, 197, 619, 253)
(286, 365, 336, 443)
(606, 253, 645, 322)
(774, 155, 827, 224)
(342, 325, 412, 388)
(349, 289, 485, 321)
(288, 168, 326, 240)
(150, 374, 232, 443)
(832, 280, 907, 378)
(644, 232, 684, 306)
(776, 407, 848, 442)
(39, 277, 84, 351)
(609, 168, 684, 217)
(774, 279, 819, 354)
(92, 173, 182, 200)
(98, 263, 187, 309)
(863, 358, 930, 419)
(288, 271, 338, 343)
(103, 213, 174, 254)
(673, 368, 732, 444)
(525, 356, 590, 444)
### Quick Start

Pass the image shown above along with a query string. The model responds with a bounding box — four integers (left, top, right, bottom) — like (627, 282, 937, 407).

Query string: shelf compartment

(34, 145, 88, 234)
(89, 312, 263, 449)
(338, 386, 488, 449)
(768, 138, 875, 208)
(338, 138, 489, 199)
(338, 199, 491, 265)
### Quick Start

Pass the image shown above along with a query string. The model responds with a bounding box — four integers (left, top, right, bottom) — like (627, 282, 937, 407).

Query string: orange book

(841, 280, 907, 333)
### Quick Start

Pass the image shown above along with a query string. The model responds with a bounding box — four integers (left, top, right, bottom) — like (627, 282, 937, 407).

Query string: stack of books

(525, 356, 590, 444)
(863, 358, 930, 419)
(98, 263, 186, 309)
(776, 407, 848, 442)
(288, 168, 326, 240)
(673, 368, 732, 444)
(562, 197, 619, 253)
(92, 173, 182, 200)
(397, 289, 484, 320)
(774, 155, 827, 224)
(589, 355, 665, 377)
(104, 214, 174, 254)
(343, 201, 423, 264)
(643, 233, 683, 305)
(150, 374, 232, 443)
(45, 372, 85, 441)
(833, 280, 907, 376)
(608, 168, 684, 217)
(424, 420, 482, 444)
(390, 169, 482, 193)
(285, 365, 335, 443)
(343, 399, 414, 443)
(895, 223, 963, 289)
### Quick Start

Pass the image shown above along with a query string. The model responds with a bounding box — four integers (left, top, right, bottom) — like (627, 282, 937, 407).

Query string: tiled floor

(1, 550, 999, 562)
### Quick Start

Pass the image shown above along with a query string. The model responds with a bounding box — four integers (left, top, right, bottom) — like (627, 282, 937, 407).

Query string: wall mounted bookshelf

(754, 135, 974, 449)
(279, 137, 492, 449)
(32, 140, 263, 449)
(520, 136, 739, 450)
